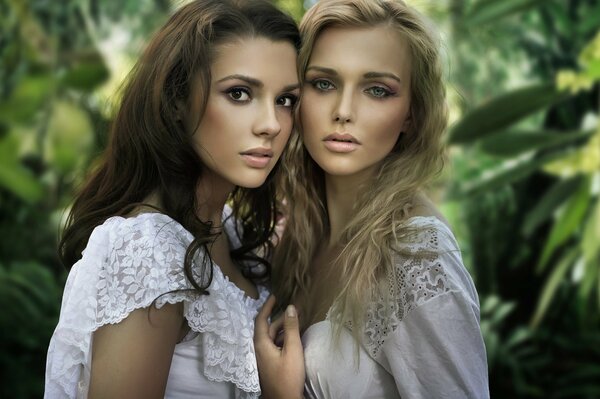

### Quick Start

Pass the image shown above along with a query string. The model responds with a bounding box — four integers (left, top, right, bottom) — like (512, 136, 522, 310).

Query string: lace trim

(357, 217, 462, 358)
(45, 211, 267, 399)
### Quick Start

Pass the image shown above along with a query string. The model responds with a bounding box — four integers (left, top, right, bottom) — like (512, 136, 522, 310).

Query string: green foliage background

(0, 0, 598, 397)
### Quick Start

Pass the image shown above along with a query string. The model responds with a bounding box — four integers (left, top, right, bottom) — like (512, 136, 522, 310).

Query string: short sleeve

(367, 217, 489, 398)
(44, 214, 199, 399)
(380, 291, 489, 398)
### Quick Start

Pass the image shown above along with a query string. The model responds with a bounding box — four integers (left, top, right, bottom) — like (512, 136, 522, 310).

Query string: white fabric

(45, 208, 268, 399)
(302, 216, 489, 399)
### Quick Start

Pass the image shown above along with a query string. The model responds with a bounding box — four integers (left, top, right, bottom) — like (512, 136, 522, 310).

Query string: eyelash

(309, 79, 394, 98)
(366, 86, 394, 98)
(225, 87, 297, 109)
(277, 94, 298, 109)
(226, 87, 251, 102)
(310, 79, 335, 91)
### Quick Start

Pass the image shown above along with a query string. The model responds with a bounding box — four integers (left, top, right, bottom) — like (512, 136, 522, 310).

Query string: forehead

(308, 26, 411, 78)
(210, 37, 298, 83)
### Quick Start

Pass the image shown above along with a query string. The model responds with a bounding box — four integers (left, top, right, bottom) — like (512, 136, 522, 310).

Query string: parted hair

(59, 0, 300, 293)
(273, 0, 448, 341)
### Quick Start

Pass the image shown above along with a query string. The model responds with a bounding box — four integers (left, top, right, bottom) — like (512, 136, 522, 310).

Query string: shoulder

(84, 213, 192, 270)
(91, 212, 190, 249)
(389, 216, 479, 316)
(66, 213, 198, 323)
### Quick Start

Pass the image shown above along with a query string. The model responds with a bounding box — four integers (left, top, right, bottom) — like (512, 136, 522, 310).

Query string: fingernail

(286, 304, 296, 318)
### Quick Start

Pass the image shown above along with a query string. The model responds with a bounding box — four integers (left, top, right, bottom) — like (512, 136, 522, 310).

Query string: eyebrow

(217, 74, 263, 87)
(306, 66, 402, 83)
(282, 83, 301, 92)
(217, 74, 300, 92)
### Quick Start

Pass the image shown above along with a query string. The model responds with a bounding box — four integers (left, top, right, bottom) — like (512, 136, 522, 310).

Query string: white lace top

(45, 208, 269, 399)
(302, 216, 489, 399)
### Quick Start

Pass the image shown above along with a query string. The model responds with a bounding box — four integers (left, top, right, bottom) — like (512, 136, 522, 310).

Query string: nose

(333, 88, 354, 123)
(253, 102, 281, 137)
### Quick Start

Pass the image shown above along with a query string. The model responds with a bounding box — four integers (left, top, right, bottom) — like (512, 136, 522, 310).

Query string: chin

(232, 170, 271, 189)
(314, 158, 362, 177)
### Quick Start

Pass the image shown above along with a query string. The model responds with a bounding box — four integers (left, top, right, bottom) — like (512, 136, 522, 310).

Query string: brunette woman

(45, 1, 299, 398)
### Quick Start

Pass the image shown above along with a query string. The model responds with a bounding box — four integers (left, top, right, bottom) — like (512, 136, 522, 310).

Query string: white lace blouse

(44, 208, 268, 399)
(302, 216, 489, 399)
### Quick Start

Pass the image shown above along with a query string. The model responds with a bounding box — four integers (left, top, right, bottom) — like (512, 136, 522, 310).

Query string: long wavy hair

(273, 0, 448, 340)
(59, 0, 300, 294)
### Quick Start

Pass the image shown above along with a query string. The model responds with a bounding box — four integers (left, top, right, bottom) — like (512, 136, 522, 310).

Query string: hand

(254, 296, 305, 399)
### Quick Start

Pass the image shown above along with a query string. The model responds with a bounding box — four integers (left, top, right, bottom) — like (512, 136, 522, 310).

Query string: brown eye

(227, 88, 250, 102)
(276, 94, 297, 108)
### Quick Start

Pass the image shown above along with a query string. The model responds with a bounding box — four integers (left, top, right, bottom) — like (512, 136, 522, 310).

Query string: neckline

(301, 215, 456, 334)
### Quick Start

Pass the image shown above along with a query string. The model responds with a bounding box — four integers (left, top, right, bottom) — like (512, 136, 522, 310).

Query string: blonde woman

(254, 0, 489, 398)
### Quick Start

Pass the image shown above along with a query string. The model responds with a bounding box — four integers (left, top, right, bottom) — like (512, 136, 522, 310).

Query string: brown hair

(59, 0, 300, 293)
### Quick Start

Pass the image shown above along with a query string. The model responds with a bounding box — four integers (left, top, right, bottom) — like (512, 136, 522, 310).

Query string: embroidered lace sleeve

(45, 212, 268, 399)
(365, 217, 489, 398)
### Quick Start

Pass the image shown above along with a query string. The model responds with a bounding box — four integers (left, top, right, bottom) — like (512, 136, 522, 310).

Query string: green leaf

(491, 302, 516, 325)
(579, 255, 599, 305)
(479, 129, 593, 157)
(538, 177, 591, 271)
(0, 138, 44, 202)
(581, 197, 600, 264)
(456, 151, 567, 197)
(523, 175, 586, 236)
(504, 328, 531, 350)
(0, 74, 55, 124)
(61, 53, 110, 92)
(466, 0, 547, 26)
(44, 101, 94, 173)
(448, 83, 570, 144)
(531, 248, 578, 327)
(584, 60, 600, 80)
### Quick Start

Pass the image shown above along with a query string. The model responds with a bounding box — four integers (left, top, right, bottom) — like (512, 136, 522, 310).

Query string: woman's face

(185, 37, 299, 189)
(301, 26, 412, 180)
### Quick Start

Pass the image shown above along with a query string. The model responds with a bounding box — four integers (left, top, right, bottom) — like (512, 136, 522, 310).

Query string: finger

(268, 314, 284, 341)
(281, 304, 303, 355)
(254, 295, 276, 340)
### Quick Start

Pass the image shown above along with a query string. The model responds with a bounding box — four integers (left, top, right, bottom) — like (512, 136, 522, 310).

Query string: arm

(254, 296, 305, 399)
(88, 303, 184, 399)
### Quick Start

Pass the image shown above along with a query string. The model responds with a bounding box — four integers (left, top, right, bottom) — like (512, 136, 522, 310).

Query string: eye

(311, 79, 335, 91)
(277, 94, 298, 108)
(226, 87, 251, 102)
(366, 86, 392, 98)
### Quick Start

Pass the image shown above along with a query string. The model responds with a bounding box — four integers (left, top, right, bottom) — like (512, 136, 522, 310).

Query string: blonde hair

(273, 0, 448, 343)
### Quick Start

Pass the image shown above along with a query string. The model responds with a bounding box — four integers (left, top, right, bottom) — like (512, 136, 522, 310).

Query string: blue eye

(366, 86, 391, 98)
(312, 79, 335, 91)
(226, 87, 251, 102)
(277, 94, 297, 108)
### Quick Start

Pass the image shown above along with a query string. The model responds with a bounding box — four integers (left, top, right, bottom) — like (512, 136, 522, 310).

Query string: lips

(322, 132, 360, 153)
(323, 133, 360, 144)
(239, 147, 273, 168)
(240, 147, 273, 157)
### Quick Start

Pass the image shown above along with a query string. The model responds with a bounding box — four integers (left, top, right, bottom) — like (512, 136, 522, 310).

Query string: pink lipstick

(322, 133, 360, 153)
(240, 147, 273, 168)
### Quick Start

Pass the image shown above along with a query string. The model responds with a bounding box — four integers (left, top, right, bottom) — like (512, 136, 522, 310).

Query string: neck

(195, 172, 234, 228)
(324, 168, 375, 247)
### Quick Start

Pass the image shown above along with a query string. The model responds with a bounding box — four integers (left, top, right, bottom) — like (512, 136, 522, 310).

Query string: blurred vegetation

(0, 0, 598, 397)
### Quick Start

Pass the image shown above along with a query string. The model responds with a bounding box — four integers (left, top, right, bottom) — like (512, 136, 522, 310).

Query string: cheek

(300, 95, 326, 141)
(193, 107, 230, 156)
(275, 112, 294, 148)
(368, 104, 408, 143)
